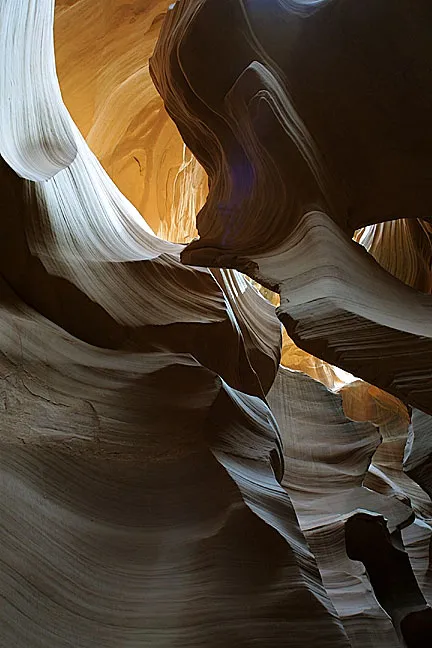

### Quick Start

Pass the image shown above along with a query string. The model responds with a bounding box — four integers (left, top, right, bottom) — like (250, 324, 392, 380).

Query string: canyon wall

(0, 1, 431, 646)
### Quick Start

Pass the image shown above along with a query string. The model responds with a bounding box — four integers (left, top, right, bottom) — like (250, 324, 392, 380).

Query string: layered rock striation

(0, 1, 431, 647)
(151, 0, 432, 414)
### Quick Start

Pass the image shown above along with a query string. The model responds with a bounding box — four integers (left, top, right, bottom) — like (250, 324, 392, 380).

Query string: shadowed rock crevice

(0, 0, 431, 646)
(346, 512, 432, 647)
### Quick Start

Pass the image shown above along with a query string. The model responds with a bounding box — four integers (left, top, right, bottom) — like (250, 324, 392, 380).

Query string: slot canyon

(0, 1, 431, 646)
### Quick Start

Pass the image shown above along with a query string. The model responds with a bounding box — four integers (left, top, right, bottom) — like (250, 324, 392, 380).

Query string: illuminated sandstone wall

(0, 1, 431, 647)
(151, 1, 432, 644)
(54, 0, 206, 242)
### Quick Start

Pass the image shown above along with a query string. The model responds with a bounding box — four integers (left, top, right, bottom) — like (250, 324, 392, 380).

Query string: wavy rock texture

(268, 367, 432, 646)
(342, 386, 432, 618)
(151, 0, 432, 415)
(1, 0, 432, 647)
(268, 367, 406, 647)
(0, 0, 77, 179)
(0, 1, 354, 647)
(404, 410, 432, 503)
(54, 0, 206, 242)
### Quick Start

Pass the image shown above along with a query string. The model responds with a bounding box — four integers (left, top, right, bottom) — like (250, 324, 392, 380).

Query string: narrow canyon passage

(0, 1, 431, 647)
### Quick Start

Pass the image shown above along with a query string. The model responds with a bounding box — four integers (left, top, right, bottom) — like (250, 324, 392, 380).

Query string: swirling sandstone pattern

(54, 0, 206, 241)
(151, 0, 432, 414)
(0, 1, 350, 646)
(1, 1, 432, 647)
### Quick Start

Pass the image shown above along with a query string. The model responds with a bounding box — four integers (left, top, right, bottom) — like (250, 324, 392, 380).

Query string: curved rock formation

(268, 366, 409, 647)
(0, 0, 77, 180)
(0, 1, 352, 646)
(1, 0, 432, 646)
(151, 0, 432, 414)
(54, 0, 207, 241)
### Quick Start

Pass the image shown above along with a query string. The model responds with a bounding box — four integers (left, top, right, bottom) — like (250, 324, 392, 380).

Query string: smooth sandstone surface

(152, 0, 432, 413)
(0, 1, 431, 647)
(54, 0, 206, 242)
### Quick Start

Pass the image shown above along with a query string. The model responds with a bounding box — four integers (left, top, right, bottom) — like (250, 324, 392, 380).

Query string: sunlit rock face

(54, 0, 206, 242)
(0, 1, 432, 647)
